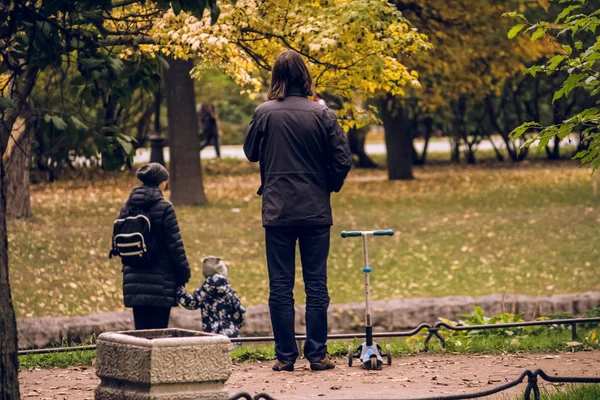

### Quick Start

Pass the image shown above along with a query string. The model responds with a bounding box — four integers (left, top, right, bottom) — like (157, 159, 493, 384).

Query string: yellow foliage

(148, 0, 431, 126)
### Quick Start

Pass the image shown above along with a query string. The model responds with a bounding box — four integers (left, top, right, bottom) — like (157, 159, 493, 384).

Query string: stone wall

(17, 291, 600, 350)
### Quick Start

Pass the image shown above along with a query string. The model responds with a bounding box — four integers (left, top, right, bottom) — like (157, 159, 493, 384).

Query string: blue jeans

(265, 226, 330, 363)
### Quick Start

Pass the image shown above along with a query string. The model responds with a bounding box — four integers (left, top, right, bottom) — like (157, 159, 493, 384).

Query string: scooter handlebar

(341, 231, 362, 238)
(341, 230, 394, 238)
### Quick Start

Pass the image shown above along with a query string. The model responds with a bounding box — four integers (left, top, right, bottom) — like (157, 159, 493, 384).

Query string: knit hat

(136, 163, 169, 186)
(202, 256, 228, 278)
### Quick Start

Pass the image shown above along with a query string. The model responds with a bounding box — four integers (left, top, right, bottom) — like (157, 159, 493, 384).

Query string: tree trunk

(379, 97, 413, 180)
(450, 137, 461, 163)
(0, 67, 38, 400)
(0, 137, 21, 400)
(3, 117, 32, 219)
(466, 143, 477, 164)
(413, 117, 432, 165)
(488, 136, 505, 162)
(347, 126, 378, 168)
(164, 59, 207, 206)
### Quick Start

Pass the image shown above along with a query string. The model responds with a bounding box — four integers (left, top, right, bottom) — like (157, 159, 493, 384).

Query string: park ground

(18, 351, 600, 399)
(7, 154, 600, 318)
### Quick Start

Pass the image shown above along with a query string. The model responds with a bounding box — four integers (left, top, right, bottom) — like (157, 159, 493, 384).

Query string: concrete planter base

(94, 329, 231, 400)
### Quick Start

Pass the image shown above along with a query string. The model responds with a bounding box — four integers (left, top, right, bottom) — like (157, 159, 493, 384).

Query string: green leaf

(157, 55, 170, 71)
(0, 97, 16, 111)
(514, 314, 523, 322)
(108, 58, 124, 73)
(172, 0, 182, 15)
(547, 55, 566, 71)
(69, 38, 86, 50)
(511, 121, 542, 139)
(508, 24, 526, 39)
(574, 150, 587, 160)
(525, 65, 544, 77)
(49, 116, 67, 130)
(116, 136, 134, 156)
(70, 76, 87, 86)
(79, 58, 105, 70)
(503, 11, 526, 21)
(539, 134, 552, 148)
(474, 306, 485, 325)
(71, 116, 88, 131)
(553, 74, 585, 102)
(531, 28, 545, 41)
(189, 0, 207, 20)
(556, 5, 581, 23)
(35, 21, 52, 36)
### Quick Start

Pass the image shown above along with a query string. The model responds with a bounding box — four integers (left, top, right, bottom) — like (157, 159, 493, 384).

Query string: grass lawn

(536, 385, 600, 400)
(7, 157, 600, 318)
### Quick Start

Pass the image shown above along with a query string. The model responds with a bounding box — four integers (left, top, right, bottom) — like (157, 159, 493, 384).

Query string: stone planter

(95, 328, 232, 400)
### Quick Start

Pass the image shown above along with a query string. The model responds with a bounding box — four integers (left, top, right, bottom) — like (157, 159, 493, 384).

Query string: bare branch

(236, 42, 271, 71)
(112, 0, 142, 8)
(102, 35, 155, 46)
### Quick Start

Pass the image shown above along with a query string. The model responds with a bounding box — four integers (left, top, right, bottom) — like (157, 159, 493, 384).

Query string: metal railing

(227, 368, 600, 400)
(16, 317, 600, 355)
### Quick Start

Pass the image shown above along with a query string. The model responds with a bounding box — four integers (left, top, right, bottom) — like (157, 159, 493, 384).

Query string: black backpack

(110, 209, 153, 268)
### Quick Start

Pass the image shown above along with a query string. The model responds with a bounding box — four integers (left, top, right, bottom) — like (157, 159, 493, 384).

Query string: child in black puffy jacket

(177, 256, 245, 338)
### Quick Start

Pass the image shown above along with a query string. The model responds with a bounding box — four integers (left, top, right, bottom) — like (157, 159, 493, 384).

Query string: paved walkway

(20, 351, 600, 399)
(134, 140, 492, 163)
(134, 134, 579, 163)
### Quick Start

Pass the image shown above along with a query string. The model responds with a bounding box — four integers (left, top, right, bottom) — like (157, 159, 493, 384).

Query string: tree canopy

(509, 0, 600, 169)
(149, 0, 431, 127)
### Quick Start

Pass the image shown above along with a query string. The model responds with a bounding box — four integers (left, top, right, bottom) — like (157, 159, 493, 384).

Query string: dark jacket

(118, 185, 191, 308)
(176, 275, 246, 338)
(243, 92, 352, 227)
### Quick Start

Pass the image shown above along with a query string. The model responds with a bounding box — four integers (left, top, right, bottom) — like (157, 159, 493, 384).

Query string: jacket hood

(127, 185, 164, 209)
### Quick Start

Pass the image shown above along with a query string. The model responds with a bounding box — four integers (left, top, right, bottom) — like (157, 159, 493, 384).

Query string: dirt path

(19, 351, 600, 400)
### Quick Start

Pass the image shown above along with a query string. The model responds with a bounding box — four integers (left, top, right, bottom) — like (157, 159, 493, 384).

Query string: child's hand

(176, 286, 187, 297)
(176, 285, 199, 310)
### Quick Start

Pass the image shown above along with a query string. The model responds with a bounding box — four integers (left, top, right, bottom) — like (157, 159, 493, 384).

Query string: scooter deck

(348, 342, 392, 370)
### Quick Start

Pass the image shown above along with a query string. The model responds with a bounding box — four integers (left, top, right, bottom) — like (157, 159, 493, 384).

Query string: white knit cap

(202, 256, 228, 278)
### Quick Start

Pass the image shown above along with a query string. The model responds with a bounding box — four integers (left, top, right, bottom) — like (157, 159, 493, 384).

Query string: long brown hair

(267, 50, 314, 101)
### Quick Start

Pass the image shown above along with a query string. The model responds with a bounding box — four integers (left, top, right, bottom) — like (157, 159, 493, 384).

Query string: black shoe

(310, 355, 335, 371)
(272, 360, 294, 372)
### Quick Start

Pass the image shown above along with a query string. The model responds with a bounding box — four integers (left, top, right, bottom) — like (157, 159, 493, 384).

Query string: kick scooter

(341, 229, 394, 370)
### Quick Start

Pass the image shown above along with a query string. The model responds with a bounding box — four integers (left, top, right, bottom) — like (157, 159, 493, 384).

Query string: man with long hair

(244, 50, 352, 372)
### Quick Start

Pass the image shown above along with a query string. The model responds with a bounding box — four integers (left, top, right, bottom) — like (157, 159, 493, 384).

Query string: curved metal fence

(17, 316, 600, 355)
(227, 368, 600, 400)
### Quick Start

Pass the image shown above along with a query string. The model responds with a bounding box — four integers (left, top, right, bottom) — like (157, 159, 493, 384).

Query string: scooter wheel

(370, 356, 378, 370)
(386, 344, 392, 366)
(347, 345, 353, 367)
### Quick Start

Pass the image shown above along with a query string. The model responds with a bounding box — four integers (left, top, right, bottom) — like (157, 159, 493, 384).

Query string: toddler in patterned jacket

(177, 256, 245, 338)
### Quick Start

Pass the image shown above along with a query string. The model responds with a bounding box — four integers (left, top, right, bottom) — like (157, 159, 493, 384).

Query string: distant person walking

(111, 163, 191, 330)
(244, 50, 352, 372)
(197, 103, 222, 158)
